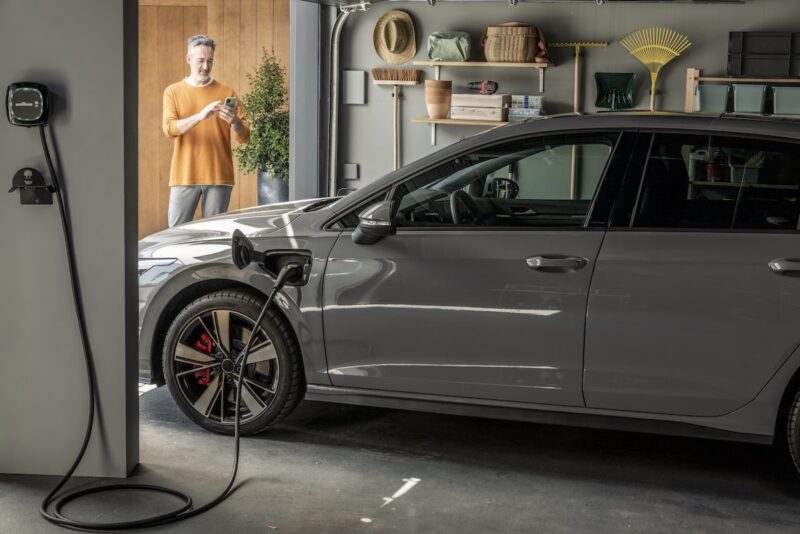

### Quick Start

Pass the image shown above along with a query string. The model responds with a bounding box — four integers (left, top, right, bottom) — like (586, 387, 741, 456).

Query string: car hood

(138, 199, 320, 258)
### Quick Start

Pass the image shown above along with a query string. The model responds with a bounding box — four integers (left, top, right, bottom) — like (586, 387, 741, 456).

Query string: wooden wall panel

(139, 0, 291, 238)
(238, 0, 259, 209)
(156, 7, 185, 233)
(138, 6, 160, 239)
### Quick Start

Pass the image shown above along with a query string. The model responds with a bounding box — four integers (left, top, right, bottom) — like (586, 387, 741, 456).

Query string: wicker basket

(482, 23, 549, 63)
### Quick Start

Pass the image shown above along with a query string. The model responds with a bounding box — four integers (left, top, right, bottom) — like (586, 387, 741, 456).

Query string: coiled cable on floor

(37, 124, 289, 530)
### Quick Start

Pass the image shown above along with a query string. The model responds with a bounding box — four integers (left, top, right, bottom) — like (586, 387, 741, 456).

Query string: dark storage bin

(728, 31, 800, 78)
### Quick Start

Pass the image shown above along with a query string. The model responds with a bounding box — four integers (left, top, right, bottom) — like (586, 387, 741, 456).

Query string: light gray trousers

(168, 185, 233, 227)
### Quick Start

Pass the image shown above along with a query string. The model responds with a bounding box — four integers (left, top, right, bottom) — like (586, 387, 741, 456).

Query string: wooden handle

(393, 85, 400, 171)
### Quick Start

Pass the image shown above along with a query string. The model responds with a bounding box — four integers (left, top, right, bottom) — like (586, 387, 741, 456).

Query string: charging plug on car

(231, 229, 312, 287)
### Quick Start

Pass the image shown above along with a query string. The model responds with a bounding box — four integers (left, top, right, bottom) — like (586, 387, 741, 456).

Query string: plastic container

(695, 85, 730, 113)
(733, 84, 767, 113)
(773, 87, 800, 115)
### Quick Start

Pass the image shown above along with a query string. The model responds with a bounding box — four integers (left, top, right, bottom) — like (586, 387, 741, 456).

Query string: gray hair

(187, 35, 216, 54)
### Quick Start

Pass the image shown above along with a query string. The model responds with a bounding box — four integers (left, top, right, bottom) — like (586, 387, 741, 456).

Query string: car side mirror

(352, 200, 396, 245)
(487, 178, 519, 199)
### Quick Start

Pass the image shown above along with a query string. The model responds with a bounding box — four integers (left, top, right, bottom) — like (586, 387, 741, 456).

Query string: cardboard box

(450, 106, 508, 121)
(451, 93, 511, 108)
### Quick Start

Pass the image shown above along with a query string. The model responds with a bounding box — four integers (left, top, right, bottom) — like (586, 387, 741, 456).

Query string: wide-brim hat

(373, 10, 416, 65)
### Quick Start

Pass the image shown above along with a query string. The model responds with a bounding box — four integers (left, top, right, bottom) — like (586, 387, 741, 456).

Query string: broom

(371, 68, 423, 171)
(619, 27, 691, 112)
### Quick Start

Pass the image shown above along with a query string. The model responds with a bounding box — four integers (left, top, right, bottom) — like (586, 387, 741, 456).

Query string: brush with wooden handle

(372, 68, 423, 171)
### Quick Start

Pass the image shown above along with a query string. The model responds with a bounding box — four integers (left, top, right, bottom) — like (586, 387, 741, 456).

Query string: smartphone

(224, 96, 237, 109)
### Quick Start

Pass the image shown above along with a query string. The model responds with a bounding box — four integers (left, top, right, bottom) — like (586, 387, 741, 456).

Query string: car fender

(139, 255, 331, 388)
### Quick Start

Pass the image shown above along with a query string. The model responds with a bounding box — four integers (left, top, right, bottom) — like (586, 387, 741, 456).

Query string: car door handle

(769, 258, 800, 274)
(526, 255, 588, 272)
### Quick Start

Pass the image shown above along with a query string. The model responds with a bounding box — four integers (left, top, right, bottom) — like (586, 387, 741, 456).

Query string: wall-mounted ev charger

(6, 82, 50, 127)
(6, 82, 55, 205)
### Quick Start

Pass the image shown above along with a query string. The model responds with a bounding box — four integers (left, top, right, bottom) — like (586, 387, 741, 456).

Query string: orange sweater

(162, 80, 251, 186)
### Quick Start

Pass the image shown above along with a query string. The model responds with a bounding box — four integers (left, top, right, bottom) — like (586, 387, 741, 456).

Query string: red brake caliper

(193, 333, 213, 385)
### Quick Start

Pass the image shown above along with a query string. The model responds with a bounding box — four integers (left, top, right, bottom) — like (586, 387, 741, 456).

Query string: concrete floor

(3, 386, 800, 533)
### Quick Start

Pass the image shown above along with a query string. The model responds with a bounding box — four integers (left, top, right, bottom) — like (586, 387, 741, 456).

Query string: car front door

(322, 131, 632, 406)
(584, 132, 800, 416)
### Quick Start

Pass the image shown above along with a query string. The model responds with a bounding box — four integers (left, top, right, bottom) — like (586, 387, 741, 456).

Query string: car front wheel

(162, 289, 303, 435)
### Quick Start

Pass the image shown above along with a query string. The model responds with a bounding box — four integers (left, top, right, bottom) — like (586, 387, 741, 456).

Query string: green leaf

(234, 48, 290, 180)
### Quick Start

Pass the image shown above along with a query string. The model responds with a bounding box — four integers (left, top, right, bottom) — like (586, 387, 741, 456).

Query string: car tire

(785, 387, 800, 475)
(162, 289, 303, 435)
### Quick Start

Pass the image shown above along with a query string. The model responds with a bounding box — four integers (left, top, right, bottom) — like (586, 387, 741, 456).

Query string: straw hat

(373, 10, 416, 64)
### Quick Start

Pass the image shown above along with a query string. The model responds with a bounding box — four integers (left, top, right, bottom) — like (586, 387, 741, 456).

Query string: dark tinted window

(392, 133, 618, 228)
(633, 133, 800, 230)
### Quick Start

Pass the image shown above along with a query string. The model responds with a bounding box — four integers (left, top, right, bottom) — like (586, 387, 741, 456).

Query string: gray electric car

(139, 113, 800, 474)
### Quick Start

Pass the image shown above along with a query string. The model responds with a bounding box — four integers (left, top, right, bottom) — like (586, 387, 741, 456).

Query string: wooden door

(138, 0, 290, 239)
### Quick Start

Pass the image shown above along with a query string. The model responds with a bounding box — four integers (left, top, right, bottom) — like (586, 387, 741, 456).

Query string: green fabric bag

(427, 32, 471, 61)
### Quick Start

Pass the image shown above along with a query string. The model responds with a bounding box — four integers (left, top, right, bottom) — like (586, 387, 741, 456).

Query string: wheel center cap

(221, 359, 235, 374)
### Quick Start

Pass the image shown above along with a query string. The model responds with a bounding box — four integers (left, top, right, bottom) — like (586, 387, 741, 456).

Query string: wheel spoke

(176, 362, 220, 377)
(244, 341, 277, 364)
(175, 343, 217, 365)
(193, 376, 222, 417)
(198, 316, 226, 357)
(241, 380, 266, 415)
(212, 310, 232, 354)
(244, 376, 275, 395)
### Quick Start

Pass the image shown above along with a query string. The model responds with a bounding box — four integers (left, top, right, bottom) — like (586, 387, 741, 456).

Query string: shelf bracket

(539, 68, 545, 93)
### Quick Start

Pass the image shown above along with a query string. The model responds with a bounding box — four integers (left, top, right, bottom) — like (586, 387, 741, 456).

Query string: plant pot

(257, 170, 289, 205)
(425, 80, 452, 119)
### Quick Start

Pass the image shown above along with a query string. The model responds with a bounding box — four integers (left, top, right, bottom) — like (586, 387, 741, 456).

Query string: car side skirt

(305, 385, 773, 445)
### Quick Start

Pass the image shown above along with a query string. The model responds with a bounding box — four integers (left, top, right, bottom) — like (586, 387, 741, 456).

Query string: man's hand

(198, 100, 222, 120)
(174, 100, 221, 135)
(217, 102, 244, 135)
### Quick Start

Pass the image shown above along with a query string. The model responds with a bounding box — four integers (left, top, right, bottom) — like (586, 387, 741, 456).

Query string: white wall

(337, 0, 799, 188)
(0, 0, 137, 477)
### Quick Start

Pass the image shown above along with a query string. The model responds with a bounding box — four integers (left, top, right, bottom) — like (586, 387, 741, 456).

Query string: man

(162, 34, 250, 227)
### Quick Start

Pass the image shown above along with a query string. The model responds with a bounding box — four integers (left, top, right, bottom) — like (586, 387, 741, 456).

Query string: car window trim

(613, 129, 800, 233)
(323, 127, 638, 231)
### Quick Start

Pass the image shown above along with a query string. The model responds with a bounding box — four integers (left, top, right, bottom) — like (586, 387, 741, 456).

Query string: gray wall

(0, 0, 137, 477)
(338, 0, 797, 188)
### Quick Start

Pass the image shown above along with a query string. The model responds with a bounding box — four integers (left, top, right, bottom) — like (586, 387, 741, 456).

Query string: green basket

(695, 85, 730, 113)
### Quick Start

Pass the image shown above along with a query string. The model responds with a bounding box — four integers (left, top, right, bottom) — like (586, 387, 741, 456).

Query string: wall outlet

(343, 162, 359, 180)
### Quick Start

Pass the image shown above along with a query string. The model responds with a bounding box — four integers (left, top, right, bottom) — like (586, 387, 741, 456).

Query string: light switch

(343, 70, 366, 105)
(343, 163, 359, 180)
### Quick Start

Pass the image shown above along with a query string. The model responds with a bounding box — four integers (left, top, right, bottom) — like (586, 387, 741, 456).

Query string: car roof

(329, 112, 800, 215)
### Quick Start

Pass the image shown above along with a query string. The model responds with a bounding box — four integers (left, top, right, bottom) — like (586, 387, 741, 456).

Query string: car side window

(392, 133, 618, 228)
(633, 133, 800, 230)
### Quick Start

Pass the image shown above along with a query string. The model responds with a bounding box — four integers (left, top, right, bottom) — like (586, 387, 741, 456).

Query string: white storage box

(451, 93, 511, 108)
(450, 106, 508, 121)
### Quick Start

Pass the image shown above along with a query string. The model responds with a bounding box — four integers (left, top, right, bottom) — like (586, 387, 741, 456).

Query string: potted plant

(234, 48, 290, 205)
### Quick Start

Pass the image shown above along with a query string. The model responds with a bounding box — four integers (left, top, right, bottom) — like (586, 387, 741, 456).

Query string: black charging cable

(36, 124, 300, 530)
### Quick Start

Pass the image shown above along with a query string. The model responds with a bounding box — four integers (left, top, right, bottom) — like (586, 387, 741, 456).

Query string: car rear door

(584, 131, 800, 416)
(322, 131, 635, 407)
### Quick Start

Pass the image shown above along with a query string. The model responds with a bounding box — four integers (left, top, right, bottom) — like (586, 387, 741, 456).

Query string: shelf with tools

(685, 68, 800, 113)
(412, 61, 553, 144)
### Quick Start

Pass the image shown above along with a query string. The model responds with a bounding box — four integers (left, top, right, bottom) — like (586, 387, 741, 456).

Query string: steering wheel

(450, 190, 486, 225)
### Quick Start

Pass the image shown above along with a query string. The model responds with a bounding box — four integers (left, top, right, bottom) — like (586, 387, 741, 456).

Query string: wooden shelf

(686, 68, 800, 112)
(413, 61, 553, 69)
(698, 76, 800, 84)
(412, 117, 509, 127)
(414, 61, 554, 145)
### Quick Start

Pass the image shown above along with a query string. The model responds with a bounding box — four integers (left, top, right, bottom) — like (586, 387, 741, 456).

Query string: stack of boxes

(448, 93, 546, 122)
(508, 95, 545, 121)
